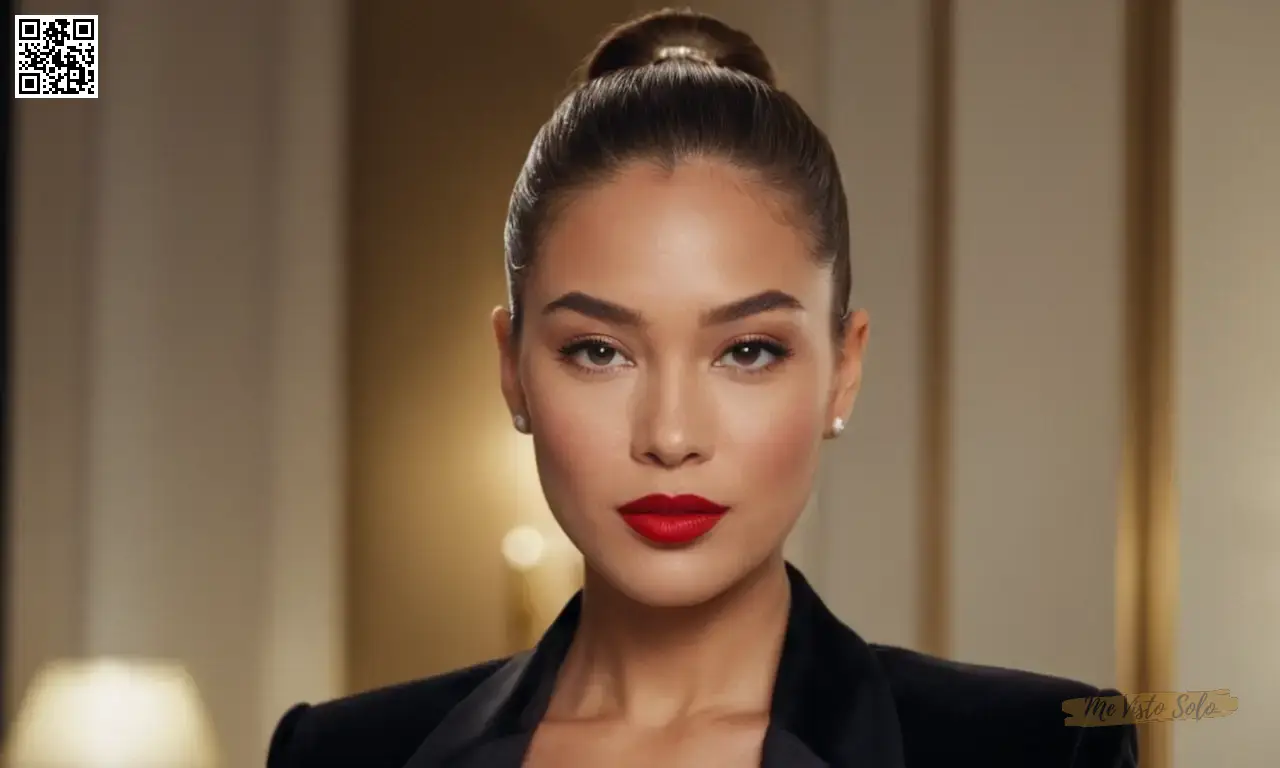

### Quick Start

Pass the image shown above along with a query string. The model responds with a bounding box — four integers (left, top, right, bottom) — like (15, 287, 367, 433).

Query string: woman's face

(495, 158, 868, 607)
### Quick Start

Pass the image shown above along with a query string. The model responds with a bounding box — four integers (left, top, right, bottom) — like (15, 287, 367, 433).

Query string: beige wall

(6, 1, 347, 765)
(813, 0, 930, 653)
(779, 1, 1127, 685)
(947, 0, 1125, 686)
(1175, 2, 1280, 765)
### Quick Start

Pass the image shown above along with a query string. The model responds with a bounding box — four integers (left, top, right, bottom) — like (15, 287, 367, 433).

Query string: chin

(588, 543, 761, 608)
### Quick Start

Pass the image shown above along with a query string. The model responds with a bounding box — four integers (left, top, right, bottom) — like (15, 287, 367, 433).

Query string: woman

(268, 9, 1138, 768)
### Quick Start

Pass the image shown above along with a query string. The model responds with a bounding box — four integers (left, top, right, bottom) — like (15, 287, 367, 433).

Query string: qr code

(15, 15, 98, 99)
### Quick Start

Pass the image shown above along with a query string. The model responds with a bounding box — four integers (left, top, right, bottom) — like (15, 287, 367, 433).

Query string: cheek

(713, 374, 826, 501)
(522, 364, 632, 510)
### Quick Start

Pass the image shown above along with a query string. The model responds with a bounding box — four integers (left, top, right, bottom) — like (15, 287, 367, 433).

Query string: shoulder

(871, 645, 1139, 767)
(266, 657, 509, 768)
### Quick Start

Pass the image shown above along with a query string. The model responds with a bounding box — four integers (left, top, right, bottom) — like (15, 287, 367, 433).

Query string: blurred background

(3, 0, 1276, 767)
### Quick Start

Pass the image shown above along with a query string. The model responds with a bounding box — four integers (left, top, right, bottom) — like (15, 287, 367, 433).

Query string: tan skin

(492, 157, 870, 767)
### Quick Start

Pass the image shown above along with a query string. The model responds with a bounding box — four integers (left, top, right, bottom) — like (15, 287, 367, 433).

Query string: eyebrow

(540, 289, 805, 328)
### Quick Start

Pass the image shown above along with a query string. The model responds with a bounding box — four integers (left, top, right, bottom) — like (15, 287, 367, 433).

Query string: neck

(547, 553, 791, 727)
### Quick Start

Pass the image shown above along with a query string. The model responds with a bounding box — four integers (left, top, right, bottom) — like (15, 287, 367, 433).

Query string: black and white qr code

(15, 15, 98, 99)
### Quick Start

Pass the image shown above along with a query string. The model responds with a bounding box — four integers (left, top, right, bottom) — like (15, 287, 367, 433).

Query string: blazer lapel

(402, 564, 906, 768)
(762, 564, 907, 768)
(398, 650, 533, 767)
(400, 597, 580, 767)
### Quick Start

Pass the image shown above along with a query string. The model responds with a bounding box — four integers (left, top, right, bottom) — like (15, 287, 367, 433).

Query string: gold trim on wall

(920, 0, 954, 660)
(1118, 1, 1177, 766)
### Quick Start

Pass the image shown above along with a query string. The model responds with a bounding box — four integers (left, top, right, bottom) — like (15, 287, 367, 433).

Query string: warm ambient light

(5, 658, 219, 768)
(502, 524, 546, 572)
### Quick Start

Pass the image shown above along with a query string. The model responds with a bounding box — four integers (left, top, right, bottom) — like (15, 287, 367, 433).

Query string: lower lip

(620, 513, 725, 545)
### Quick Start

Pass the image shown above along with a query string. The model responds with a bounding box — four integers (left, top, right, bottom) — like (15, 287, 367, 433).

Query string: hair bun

(583, 8, 775, 87)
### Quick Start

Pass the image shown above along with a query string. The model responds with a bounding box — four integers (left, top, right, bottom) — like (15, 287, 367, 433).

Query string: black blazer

(268, 565, 1138, 767)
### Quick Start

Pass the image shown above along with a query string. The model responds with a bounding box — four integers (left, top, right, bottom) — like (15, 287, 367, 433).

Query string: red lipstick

(616, 494, 729, 545)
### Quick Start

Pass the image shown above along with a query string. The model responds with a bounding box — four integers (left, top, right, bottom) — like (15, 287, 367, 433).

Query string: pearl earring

(830, 417, 845, 437)
(513, 413, 530, 434)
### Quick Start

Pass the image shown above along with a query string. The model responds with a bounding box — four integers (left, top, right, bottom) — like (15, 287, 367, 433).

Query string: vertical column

(1119, 1, 1175, 765)
(948, 0, 1126, 685)
(260, 0, 349, 749)
(918, 0, 953, 658)
(1175, 2, 1280, 765)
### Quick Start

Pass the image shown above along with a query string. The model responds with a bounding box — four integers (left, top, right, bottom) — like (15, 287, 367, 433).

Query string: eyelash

(556, 335, 795, 376)
(556, 336, 629, 376)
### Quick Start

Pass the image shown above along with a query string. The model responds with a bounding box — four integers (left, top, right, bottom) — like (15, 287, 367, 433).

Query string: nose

(631, 363, 713, 469)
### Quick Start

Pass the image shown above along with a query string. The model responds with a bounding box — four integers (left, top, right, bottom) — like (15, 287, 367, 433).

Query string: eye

(559, 338, 632, 372)
(715, 339, 793, 372)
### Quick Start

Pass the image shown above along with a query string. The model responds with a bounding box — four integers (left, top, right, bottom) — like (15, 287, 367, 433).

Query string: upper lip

(617, 494, 729, 516)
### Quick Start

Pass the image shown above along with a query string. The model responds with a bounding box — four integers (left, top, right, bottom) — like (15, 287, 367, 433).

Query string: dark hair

(504, 8, 851, 339)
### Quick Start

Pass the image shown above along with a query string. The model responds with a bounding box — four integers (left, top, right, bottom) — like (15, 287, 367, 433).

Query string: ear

(827, 309, 870, 435)
(491, 306, 528, 422)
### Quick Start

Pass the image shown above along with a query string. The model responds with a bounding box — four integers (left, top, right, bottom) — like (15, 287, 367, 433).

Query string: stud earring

(830, 417, 845, 437)
(513, 413, 530, 434)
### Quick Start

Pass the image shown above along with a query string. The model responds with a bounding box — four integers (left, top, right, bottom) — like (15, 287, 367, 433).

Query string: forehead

(529, 159, 827, 312)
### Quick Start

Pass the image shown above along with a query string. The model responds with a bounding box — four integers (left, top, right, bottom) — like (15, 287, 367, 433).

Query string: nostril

(643, 450, 705, 468)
